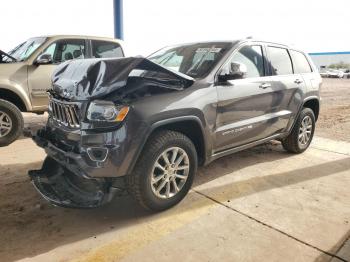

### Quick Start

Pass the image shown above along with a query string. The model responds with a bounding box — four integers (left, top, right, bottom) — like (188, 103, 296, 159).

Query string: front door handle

(259, 83, 272, 89)
(294, 79, 303, 84)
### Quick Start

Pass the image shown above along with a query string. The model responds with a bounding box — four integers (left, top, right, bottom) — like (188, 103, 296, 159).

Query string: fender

(301, 95, 320, 119)
(285, 95, 320, 135)
(303, 95, 320, 105)
(0, 81, 32, 111)
(126, 115, 210, 175)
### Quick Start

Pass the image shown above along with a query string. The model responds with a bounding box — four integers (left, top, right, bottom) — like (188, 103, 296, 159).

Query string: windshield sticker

(196, 47, 222, 53)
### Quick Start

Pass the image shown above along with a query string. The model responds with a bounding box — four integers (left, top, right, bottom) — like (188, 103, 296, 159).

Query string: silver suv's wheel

(282, 107, 315, 153)
(0, 111, 13, 137)
(0, 99, 24, 147)
(127, 130, 197, 211)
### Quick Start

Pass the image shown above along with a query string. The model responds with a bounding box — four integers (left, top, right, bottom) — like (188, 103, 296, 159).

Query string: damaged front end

(28, 57, 194, 208)
(29, 157, 117, 208)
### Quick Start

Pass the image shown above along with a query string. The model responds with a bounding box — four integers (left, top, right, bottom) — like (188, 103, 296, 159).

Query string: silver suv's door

(27, 39, 86, 110)
(215, 44, 278, 152)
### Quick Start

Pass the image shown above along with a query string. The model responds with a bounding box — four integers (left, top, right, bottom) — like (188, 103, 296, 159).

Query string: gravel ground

(316, 78, 350, 142)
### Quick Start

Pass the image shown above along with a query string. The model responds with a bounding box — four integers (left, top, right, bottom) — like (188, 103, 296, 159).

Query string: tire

(127, 130, 198, 211)
(0, 99, 24, 147)
(282, 107, 315, 154)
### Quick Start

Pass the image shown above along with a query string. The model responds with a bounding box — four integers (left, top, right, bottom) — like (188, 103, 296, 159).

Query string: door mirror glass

(35, 53, 52, 65)
(219, 62, 247, 81)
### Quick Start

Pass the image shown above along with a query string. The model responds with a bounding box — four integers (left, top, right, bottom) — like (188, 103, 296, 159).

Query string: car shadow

(0, 143, 349, 261)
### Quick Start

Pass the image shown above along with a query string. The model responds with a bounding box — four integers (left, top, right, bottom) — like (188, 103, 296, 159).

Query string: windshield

(148, 42, 233, 78)
(7, 37, 46, 62)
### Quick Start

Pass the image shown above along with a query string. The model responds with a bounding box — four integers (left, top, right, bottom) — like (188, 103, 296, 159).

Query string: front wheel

(0, 99, 24, 147)
(127, 130, 198, 211)
(282, 107, 315, 153)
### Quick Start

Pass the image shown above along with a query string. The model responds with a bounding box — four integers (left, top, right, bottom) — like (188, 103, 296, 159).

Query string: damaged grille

(49, 99, 80, 128)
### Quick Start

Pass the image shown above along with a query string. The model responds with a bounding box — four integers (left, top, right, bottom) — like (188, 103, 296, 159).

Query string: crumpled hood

(51, 57, 194, 101)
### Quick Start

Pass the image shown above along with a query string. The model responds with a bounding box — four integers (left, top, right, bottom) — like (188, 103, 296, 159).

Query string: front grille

(49, 99, 80, 128)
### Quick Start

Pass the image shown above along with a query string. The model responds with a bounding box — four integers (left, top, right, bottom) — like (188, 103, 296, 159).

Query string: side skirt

(207, 133, 285, 164)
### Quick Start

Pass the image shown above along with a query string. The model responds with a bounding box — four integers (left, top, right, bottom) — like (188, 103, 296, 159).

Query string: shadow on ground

(1, 141, 349, 261)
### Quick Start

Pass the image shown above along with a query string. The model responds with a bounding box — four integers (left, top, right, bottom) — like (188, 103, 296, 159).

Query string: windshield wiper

(0, 50, 17, 62)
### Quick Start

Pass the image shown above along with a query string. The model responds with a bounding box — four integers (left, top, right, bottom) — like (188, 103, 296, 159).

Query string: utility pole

(113, 0, 123, 40)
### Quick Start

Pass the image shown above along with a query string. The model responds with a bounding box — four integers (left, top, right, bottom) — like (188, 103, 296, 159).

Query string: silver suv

(0, 35, 124, 146)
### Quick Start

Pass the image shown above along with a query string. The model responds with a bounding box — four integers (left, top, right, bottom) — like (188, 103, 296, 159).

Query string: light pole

(113, 0, 123, 40)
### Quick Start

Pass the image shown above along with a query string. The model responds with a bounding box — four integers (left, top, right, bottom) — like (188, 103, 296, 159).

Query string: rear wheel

(282, 107, 315, 153)
(127, 130, 198, 211)
(0, 99, 23, 147)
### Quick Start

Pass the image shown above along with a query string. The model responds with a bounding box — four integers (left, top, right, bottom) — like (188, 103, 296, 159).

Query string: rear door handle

(294, 79, 303, 84)
(259, 83, 272, 89)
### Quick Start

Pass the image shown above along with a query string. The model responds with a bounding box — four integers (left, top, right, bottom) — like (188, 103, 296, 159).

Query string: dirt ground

(0, 78, 349, 262)
(316, 78, 350, 142)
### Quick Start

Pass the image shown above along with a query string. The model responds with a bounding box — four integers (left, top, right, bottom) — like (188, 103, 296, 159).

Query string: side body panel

(215, 76, 281, 151)
(214, 42, 300, 152)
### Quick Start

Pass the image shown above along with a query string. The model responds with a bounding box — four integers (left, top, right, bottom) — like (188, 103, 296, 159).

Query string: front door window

(41, 39, 86, 64)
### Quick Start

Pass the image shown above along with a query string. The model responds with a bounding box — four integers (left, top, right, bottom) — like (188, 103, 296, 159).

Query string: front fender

(125, 114, 211, 175)
(0, 79, 32, 111)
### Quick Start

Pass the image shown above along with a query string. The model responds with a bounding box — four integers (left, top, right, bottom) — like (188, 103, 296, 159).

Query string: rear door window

(267, 46, 293, 75)
(91, 40, 124, 58)
(290, 50, 312, 73)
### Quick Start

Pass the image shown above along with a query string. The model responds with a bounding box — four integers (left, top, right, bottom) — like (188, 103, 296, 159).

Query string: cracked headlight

(87, 100, 129, 122)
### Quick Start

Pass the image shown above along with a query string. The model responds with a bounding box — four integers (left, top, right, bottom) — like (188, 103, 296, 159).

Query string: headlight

(87, 100, 129, 122)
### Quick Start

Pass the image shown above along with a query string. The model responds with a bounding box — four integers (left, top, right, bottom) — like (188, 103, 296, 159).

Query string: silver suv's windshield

(7, 37, 47, 62)
(148, 42, 233, 78)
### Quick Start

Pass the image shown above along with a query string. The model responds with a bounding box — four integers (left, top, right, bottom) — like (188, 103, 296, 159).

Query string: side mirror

(35, 54, 53, 65)
(219, 62, 247, 81)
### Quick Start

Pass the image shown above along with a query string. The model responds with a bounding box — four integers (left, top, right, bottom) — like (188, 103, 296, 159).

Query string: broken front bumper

(28, 157, 113, 208)
(29, 117, 148, 179)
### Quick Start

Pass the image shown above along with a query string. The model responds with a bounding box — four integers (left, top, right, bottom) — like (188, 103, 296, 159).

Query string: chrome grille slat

(49, 99, 80, 128)
(69, 106, 79, 126)
(65, 107, 73, 126)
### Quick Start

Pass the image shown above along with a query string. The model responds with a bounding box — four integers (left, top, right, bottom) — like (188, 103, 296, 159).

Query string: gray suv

(29, 40, 321, 211)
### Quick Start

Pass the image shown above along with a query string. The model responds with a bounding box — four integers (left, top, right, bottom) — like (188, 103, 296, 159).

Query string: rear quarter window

(290, 50, 312, 73)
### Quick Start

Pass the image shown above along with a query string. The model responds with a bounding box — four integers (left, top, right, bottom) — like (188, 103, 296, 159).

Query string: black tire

(0, 99, 24, 147)
(126, 130, 198, 211)
(282, 107, 315, 153)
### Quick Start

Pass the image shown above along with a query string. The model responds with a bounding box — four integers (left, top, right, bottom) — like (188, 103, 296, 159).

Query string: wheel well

(152, 120, 206, 165)
(0, 88, 27, 112)
(303, 99, 319, 121)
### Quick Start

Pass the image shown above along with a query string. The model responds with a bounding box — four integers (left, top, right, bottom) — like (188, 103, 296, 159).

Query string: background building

(309, 52, 350, 69)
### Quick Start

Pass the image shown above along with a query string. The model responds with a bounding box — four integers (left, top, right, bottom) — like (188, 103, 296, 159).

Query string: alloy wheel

(0, 111, 12, 138)
(298, 115, 313, 146)
(150, 147, 190, 199)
